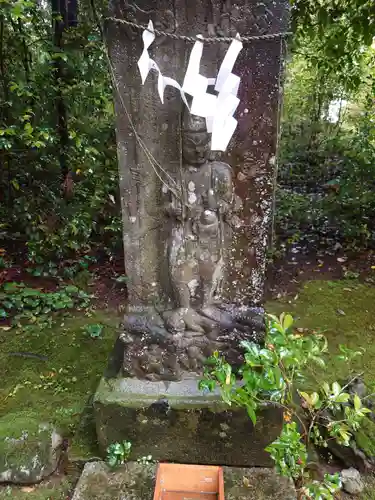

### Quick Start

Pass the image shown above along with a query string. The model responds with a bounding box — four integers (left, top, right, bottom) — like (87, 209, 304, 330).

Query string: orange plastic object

(153, 463, 224, 500)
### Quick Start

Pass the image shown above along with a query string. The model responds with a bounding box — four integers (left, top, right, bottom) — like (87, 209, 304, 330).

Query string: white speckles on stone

(129, 216, 136, 223)
(188, 192, 197, 204)
(187, 279, 199, 297)
(220, 423, 230, 431)
(269, 155, 276, 166)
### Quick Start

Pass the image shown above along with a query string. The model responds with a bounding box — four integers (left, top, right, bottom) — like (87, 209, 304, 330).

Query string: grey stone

(107, 0, 289, 313)
(223, 467, 297, 500)
(341, 468, 364, 495)
(0, 412, 63, 484)
(71, 461, 156, 500)
(71, 461, 297, 500)
(94, 377, 282, 467)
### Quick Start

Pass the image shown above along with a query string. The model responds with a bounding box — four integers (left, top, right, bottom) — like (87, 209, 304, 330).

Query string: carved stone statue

(98, 0, 289, 467)
(119, 111, 264, 381)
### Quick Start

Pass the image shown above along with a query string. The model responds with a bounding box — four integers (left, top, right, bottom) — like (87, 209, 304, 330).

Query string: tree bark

(51, 0, 78, 188)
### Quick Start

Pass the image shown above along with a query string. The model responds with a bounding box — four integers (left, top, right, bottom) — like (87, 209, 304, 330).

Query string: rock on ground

(71, 461, 297, 500)
(0, 412, 63, 484)
(340, 468, 364, 495)
(71, 462, 156, 500)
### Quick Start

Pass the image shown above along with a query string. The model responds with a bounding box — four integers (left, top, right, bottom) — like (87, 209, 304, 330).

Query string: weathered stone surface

(0, 413, 63, 484)
(71, 461, 156, 500)
(94, 377, 282, 466)
(72, 461, 297, 500)
(106, 0, 289, 310)
(341, 468, 364, 495)
(223, 467, 297, 500)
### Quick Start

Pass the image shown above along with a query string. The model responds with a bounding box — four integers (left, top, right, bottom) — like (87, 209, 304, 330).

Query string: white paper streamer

(137, 21, 190, 107)
(137, 21, 243, 152)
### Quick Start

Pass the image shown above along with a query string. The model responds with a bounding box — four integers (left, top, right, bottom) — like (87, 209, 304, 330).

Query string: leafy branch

(199, 313, 370, 498)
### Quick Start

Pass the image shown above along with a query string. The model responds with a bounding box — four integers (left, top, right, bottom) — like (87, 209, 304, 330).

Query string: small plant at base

(199, 313, 370, 499)
(301, 473, 341, 500)
(265, 422, 307, 479)
(106, 441, 132, 468)
(84, 323, 103, 338)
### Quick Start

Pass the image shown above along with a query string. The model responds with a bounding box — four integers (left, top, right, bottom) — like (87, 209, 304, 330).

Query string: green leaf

(85, 323, 103, 338)
(198, 379, 216, 392)
(11, 179, 20, 191)
(300, 391, 312, 406)
(246, 404, 257, 425)
(335, 393, 350, 403)
(282, 314, 294, 330)
(354, 393, 362, 410)
(332, 382, 341, 396)
(310, 392, 320, 407)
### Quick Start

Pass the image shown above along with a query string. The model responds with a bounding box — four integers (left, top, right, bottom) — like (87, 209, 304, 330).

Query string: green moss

(361, 475, 375, 500)
(0, 310, 120, 458)
(355, 418, 375, 458)
(266, 280, 375, 390)
(0, 411, 40, 439)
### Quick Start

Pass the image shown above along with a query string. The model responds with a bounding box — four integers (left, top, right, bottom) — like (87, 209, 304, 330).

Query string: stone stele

(95, 0, 289, 466)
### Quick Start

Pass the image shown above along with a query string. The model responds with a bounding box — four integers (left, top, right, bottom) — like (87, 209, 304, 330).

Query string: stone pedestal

(94, 377, 282, 467)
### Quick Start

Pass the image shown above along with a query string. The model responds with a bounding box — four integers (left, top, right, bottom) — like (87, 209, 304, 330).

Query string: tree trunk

(51, 0, 78, 189)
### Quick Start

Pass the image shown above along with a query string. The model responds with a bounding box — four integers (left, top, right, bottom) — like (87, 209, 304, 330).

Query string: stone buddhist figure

(163, 111, 233, 334)
(119, 110, 264, 381)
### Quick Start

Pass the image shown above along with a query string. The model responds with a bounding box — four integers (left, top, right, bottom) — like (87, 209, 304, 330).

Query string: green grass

(0, 309, 121, 458)
(266, 280, 375, 391)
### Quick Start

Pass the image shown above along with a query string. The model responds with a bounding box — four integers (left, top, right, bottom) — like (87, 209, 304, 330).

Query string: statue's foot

(163, 308, 217, 334)
(200, 303, 265, 339)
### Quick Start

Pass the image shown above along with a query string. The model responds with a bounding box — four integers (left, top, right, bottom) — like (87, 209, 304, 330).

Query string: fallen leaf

(0, 326, 12, 331)
(21, 487, 35, 493)
(343, 288, 352, 292)
(336, 309, 346, 316)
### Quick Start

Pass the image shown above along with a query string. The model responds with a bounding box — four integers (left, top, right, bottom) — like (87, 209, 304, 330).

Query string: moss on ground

(0, 310, 120, 459)
(267, 279, 375, 493)
(266, 280, 375, 391)
(355, 418, 375, 458)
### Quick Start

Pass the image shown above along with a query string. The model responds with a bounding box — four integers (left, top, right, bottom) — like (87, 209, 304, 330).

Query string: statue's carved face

(182, 132, 211, 165)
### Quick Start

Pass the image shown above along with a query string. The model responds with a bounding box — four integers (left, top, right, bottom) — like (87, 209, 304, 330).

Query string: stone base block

(94, 377, 282, 467)
(71, 461, 297, 500)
